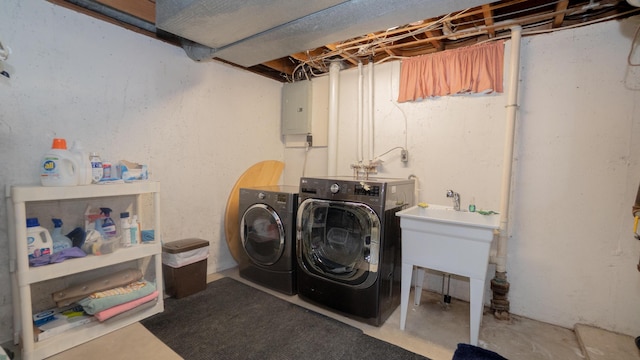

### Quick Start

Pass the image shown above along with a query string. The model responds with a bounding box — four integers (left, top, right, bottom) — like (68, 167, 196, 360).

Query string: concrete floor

(3, 267, 639, 360)
(217, 269, 584, 360)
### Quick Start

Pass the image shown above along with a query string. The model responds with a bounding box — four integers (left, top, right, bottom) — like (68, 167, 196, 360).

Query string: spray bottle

(51, 218, 73, 253)
(100, 208, 117, 238)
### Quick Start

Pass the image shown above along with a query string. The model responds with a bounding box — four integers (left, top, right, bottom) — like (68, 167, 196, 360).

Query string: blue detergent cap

(26, 218, 40, 227)
(52, 218, 63, 228)
(100, 207, 112, 216)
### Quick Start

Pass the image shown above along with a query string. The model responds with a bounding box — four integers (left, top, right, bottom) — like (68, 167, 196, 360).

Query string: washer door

(296, 198, 380, 288)
(241, 204, 286, 266)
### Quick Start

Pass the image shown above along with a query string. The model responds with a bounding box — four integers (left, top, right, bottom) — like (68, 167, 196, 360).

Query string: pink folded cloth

(94, 290, 159, 322)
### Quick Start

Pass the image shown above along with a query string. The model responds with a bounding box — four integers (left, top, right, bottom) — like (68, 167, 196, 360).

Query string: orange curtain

(398, 41, 505, 102)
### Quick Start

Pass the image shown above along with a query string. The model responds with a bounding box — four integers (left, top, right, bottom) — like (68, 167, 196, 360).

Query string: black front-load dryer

(238, 185, 299, 295)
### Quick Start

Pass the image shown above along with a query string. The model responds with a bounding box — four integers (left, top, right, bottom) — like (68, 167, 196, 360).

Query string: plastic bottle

(130, 215, 140, 245)
(90, 152, 103, 184)
(120, 212, 132, 247)
(26, 218, 53, 259)
(40, 138, 79, 187)
(469, 197, 476, 212)
(102, 161, 112, 180)
(100, 208, 117, 238)
(51, 218, 73, 253)
(69, 141, 92, 185)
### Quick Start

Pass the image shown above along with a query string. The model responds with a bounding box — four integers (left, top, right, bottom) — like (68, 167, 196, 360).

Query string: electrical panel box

(281, 80, 312, 135)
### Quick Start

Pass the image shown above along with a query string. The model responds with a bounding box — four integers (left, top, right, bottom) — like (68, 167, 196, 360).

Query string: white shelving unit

(6, 181, 164, 360)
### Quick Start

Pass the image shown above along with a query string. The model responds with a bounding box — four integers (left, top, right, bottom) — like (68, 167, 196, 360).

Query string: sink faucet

(446, 190, 461, 211)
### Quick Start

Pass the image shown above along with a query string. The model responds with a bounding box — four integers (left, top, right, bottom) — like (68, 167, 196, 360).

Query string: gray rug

(141, 277, 429, 360)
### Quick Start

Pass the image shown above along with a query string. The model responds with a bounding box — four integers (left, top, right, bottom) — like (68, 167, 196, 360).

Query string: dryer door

(241, 204, 286, 266)
(297, 198, 381, 288)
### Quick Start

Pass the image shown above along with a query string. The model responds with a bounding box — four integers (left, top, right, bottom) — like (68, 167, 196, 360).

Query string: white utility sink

(396, 204, 500, 346)
(400, 204, 500, 229)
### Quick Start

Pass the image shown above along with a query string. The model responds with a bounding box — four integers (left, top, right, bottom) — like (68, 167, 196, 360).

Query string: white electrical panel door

(282, 80, 312, 135)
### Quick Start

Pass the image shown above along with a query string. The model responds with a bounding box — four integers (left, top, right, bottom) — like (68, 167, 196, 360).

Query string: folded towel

(52, 268, 143, 302)
(141, 230, 155, 242)
(94, 290, 158, 322)
(79, 280, 156, 315)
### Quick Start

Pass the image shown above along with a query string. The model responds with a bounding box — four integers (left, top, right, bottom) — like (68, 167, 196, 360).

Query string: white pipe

(328, 61, 341, 176)
(494, 26, 522, 273)
(357, 62, 363, 162)
(367, 60, 374, 162)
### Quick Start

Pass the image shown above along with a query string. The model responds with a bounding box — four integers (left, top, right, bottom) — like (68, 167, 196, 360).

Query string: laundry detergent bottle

(40, 138, 79, 187)
(69, 141, 92, 185)
(51, 218, 73, 253)
(26, 218, 53, 259)
(100, 208, 117, 238)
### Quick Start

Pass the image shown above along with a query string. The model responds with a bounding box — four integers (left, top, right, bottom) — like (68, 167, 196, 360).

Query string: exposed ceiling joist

(46, 0, 640, 82)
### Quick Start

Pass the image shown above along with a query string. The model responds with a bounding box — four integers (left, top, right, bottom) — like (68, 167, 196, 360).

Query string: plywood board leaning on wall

(224, 160, 285, 263)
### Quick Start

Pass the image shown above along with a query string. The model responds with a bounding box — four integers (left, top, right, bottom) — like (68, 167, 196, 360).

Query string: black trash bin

(162, 238, 209, 299)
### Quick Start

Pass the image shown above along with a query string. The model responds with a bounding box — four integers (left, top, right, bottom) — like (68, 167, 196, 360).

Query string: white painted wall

(284, 17, 640, 336)
(0, 1, 283, 343)
(1, 0, 639, 346)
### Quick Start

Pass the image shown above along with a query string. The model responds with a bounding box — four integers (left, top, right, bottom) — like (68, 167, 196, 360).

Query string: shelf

(8, 181, 164, 360)
(31, 301, 163, 360)
(19, 243, 161, 286)
(10, 181, 160, 203)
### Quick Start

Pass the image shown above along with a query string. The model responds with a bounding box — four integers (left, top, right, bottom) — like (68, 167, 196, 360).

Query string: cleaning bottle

(89, 152, 103, 184)
(69, 141, 92, 185)
(26, 218, 53, 259)
(120, 212, 132, 247)
(51, 218, 73, 253)
(40, 138, 79, 187)
(100, 208, 117, 238)
(129, 215, 140, 245)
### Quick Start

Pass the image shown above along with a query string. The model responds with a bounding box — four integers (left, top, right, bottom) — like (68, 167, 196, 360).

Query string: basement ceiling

(49, 0, 640, 82)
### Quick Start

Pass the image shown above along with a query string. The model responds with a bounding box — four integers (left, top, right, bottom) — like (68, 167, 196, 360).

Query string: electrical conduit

(328, 62, 341, 176)
(368, 60, 374, 163)
(358, 62, 364, 163)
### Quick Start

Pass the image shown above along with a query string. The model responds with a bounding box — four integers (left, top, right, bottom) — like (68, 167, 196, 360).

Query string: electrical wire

(374, 146, 405, 160)
(629, 23, 640, 66)
(289, 1, 640, 78)
(302, 140, 310, 177)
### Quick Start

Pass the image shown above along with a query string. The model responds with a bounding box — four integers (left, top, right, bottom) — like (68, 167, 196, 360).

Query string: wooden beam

(325, 44, 359, 66)
(291, 49, 327, 72)
(367, 33, 396, 57)
(482, 4, 495, 38)
(46, 0, 171, 44)
(95, 0, 155, 23)
(553, 0, 569, 28)
(422, 30, 444, 51)
(262, 59, 297, 75)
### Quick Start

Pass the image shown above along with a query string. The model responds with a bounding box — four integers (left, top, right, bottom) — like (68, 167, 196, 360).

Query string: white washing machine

(238, 185, 299, 295)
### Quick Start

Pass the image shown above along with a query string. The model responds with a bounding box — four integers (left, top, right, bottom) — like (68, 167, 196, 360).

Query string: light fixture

(628, 0, 640, 7)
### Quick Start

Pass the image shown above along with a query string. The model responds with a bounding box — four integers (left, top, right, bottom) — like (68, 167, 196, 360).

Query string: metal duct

(156, 0, 488, 67)
(156, 0, 348, 50)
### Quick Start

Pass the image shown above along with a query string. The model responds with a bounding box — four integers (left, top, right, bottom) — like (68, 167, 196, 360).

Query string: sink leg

(400, 262, 413, 330)
(469, 278, 484, 346)
(414, 267, 425, 305)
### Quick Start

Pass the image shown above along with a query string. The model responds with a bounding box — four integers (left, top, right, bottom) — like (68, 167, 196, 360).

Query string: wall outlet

(306, 134, 313, 147)
(401, 149, 408, 162)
